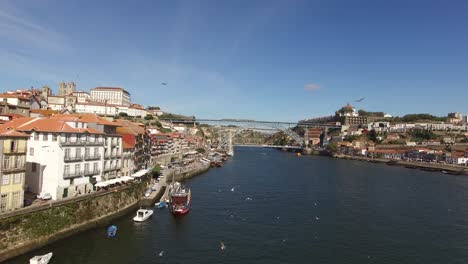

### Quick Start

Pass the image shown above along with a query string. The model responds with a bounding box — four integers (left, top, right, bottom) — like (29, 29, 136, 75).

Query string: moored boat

(168, 182, 191, 216)
(216, 160, 222, 167)
(133, 209, 154, 222)
(30, 252, 53, 264)
(107, 225, 117, 237)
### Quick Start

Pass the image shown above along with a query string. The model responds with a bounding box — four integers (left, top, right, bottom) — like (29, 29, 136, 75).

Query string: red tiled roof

(51, 113, 120, 126)
(0, 117, 104, 134)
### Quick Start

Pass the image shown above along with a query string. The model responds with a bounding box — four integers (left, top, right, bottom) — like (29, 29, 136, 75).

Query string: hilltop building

(91, 87, 131, 106)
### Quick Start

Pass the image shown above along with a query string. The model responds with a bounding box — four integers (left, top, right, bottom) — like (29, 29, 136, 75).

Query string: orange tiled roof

(0, 126, 29, 137)
(51, 113, 120, 126)
(0, 117, 104, 134)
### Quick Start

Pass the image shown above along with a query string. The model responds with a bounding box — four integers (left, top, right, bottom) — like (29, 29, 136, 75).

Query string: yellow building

(0, 128, 28, 213)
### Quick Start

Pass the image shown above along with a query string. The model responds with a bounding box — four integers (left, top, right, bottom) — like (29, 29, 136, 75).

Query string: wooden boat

(30, 252, 53, 264)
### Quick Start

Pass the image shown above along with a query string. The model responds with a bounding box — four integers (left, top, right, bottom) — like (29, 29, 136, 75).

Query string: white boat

(133, 209, 154, 222)
(30, 252, 53, 264)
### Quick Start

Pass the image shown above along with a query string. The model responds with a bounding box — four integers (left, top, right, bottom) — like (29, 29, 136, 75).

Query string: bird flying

(161, 82, 168, 85)
(353, 97, 365, 102)
(220, 241, 226, 250)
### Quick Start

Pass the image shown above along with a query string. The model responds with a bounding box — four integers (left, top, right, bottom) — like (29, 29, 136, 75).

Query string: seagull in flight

(220, 241, 226, 251)
(353, 97, 365, 102)
(158, 251, 164, 257)
(231, 187, 235, 192)
(161, 82, 168, 85)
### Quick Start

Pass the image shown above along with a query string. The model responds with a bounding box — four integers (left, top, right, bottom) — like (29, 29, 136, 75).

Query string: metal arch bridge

(159, 118, 341, 147)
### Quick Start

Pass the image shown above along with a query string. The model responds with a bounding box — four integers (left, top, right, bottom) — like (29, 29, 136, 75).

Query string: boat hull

(171, 207, 191, 216)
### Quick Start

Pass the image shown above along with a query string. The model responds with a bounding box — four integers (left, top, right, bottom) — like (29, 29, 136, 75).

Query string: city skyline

(0, 0, 467, 121)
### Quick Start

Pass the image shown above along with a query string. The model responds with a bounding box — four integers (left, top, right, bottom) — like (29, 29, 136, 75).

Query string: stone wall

(0, 181, 146, 262)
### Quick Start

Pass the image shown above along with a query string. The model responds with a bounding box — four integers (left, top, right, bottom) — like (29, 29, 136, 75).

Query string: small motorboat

(30, 252, 53, 264)
(133, 209, 154, 222)
(107, 225, 117, 237)
(157, 201, 168, 209)
(441, 170, 448, 174)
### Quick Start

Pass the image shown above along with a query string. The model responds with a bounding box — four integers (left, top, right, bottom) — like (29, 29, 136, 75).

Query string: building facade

(58, 81, 76, 96)
(90, 87, 131, 106)
(0, 129, 28, 212)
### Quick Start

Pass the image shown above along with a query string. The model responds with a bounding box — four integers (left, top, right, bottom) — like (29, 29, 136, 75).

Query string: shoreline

(0, 161, 213, 263)
(332, 154, 468, 175)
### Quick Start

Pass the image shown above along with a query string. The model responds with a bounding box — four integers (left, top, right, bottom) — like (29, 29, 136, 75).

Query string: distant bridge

(160, 117, 341, 155)
(234, 144, 302, 150)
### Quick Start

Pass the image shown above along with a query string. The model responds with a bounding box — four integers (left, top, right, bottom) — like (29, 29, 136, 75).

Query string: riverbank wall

(0, 160, 213, 262)
(333, 154, 468, 175)
(0, 181, 146, 262)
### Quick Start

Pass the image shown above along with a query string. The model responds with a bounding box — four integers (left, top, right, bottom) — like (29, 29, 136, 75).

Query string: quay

(333, 154, 468, 175)
(0, 156, 215, 262)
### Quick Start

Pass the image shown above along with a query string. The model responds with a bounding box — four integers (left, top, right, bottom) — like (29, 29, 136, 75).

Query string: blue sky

(0, 0, 467, 121)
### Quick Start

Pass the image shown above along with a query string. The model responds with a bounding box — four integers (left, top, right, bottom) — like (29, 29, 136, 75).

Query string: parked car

(144, 188, 152, 197)
(23, 199, 33, 206)
(37, 192, 52, 200)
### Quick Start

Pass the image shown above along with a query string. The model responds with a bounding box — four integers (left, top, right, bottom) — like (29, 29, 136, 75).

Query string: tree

(326, 142, 338, 153)
(368, 129, 378, 142)
(196, 147, 206, 153)
(118, 112, 128, 118)
(151, 164, 161, 177)
(144, 115, 154, 120)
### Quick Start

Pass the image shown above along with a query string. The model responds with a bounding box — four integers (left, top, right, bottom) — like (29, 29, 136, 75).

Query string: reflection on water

(7, 147, 468, 264)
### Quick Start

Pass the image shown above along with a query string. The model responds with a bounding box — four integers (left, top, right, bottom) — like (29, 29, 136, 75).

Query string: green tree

(151, 164, 161, 177)
(144, 115, 154, 120)
(368, 129, 378, 142)
(118, 112, 128, 118)
(196, 147, 206, 153)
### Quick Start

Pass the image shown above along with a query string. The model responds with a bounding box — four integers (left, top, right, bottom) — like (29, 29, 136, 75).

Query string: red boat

(168, 182, 191, 216)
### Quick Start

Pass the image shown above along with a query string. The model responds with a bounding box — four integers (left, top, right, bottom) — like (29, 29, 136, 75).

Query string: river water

(7, 147, 468, 264)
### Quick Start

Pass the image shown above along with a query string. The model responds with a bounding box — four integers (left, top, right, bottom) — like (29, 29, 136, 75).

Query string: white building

(4, 114, 123, 200)
(72, 91, 91, 103)
(75, 102, 147, 117)
(91, 87, 131, 106)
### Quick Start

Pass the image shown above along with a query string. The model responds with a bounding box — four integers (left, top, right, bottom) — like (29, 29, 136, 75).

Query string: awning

(95, 182, 109, 187)
(131, 169, 149, 178)
(122, 176, 134, 182)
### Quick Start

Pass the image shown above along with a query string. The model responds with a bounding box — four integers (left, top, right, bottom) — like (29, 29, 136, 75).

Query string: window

(93, 162, 98, 172)
(0, 194, 8, 212)
(10, 140, 17, 152)
(52, 134, 58, 141)
(64, 165, 70, 175)
(76, 148, 81, 158)
(14, 156, 21, 169)
(32, 163, 37, 172)
(2, 174, 9, 185)
(3, 156, 10, 170)
(85, 148, 90, 158)
(75, 164, 81, 174)
(11, 191, 21, 209)
(94, 147, 99, 156)
(42, 133, 48, 141)
(85, 163, 89, 173)
(34, 133, 39, 140)
(13, 174, 21, 184)
(65, 148, 70, 158)
(30, 147, 34, 156)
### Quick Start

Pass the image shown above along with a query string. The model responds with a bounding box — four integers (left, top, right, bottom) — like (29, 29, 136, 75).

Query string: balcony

(104, 166, 118, 172)
(3, 148, 27, 155)
(86, 140, 104, 146)
(63, 170, 83, 179)
(84, 154, 101, 161)
(64, 155, 83, 162)
(2, 166, 25, 173)
(60, 140, 83, 146)
(84, 169, 101, 176)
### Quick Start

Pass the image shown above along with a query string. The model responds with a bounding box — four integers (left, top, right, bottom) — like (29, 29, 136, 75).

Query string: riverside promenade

(333, 154, 468, 175)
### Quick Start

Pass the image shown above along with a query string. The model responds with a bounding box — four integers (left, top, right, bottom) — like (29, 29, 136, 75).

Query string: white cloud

(304, 83, 321, 91)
